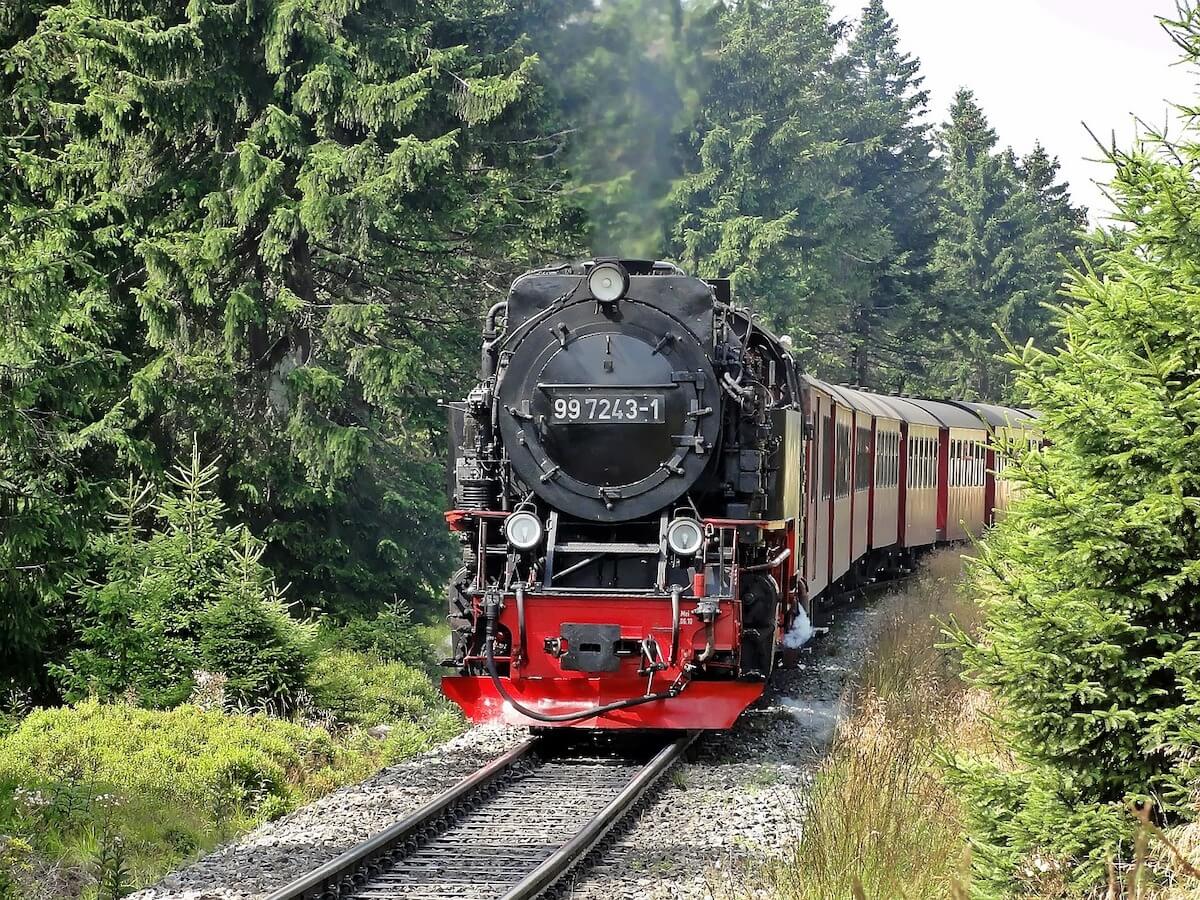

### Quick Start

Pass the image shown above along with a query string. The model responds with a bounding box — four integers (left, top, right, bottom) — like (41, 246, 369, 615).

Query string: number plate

(549, 393, 665, 424)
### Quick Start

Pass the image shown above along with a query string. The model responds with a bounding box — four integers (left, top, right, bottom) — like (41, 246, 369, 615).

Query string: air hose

(483, 598, 684, 724)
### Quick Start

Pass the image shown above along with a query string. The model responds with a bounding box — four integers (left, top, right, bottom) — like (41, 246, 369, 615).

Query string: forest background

(0, 0, 1085, 700)
(0, 0, 1091, 895)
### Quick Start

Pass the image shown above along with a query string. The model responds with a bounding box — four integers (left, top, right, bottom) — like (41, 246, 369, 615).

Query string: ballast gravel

(130, 580, 915, 900)
(126, 725, 531, 900)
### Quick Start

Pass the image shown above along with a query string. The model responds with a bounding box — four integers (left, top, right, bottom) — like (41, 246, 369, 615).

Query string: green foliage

(670, 0, 852, 344)
(318, 604, 435, 670)
(58, 446, 314, 710)
(0, 0, 135, 700)
(309, 650, 450, 728)
(664, 0, 1083, 398)
(667, 0, 945, 390)
(1, 0, 584, 696)
(930, 90, 1086, 401)
(198, 560, 315, 713)
(0, 699, 436, 895)
(950, 10, 1200, 890)
(830, 0, 940, 388)
(834, 0, 942, 391)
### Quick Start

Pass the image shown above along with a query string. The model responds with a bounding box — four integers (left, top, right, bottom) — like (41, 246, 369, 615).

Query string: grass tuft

(737, 550, 984, 899)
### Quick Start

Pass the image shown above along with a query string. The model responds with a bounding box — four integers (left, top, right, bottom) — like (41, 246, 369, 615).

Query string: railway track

(264, 731, 696, 900)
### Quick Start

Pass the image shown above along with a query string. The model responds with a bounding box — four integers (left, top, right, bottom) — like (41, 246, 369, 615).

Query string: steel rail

(498, 731, 697, 900)
(263, 737, 541, 900)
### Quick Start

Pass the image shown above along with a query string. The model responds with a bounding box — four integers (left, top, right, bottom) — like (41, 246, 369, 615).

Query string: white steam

(782, 606, 814, 650)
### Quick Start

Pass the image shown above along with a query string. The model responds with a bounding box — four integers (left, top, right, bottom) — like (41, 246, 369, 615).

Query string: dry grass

(737, 549, 986, 900)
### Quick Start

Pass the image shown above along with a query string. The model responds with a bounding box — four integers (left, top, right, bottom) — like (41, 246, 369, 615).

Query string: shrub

(321, 605, 436, 670)
(0, 701, 353, 816)
(0, 700, 379, 895)
(58, 447, 314, 710)
(199, 538, 316, 711)
(308, 650, 447, 728)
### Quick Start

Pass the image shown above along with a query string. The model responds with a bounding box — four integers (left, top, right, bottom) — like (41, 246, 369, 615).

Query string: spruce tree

(1011, 143, 1089, 347)
(59, 447, 314, 709)
(953, 11, 1200, 887)
(1, 0, 583, 687)
(840, 0, 941, 390)
(930, 89, 1032, 400)
(0, 0, 139, 696)
(669, 0, 877, 368)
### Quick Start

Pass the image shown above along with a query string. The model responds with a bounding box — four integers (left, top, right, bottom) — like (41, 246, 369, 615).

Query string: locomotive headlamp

(587, 261, 629, 304)
(504, 511, 544, 551)
(667, 517, 705, 557)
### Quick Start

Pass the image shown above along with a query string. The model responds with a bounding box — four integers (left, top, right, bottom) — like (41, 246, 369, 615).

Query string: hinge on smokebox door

(598, 486, 622, 511)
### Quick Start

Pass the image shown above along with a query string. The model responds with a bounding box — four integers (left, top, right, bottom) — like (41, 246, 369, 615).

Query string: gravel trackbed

(131, 583, 910, 900)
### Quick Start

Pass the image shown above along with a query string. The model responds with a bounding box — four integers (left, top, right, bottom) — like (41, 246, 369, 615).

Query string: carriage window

(821, 414, 833, 501)
(856, 426, 872, 491)
(879, 428, 898, 489)
(835, 421, 851, 499)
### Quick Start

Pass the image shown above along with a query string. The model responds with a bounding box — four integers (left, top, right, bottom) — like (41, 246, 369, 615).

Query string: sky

(828, 0, 1199, 221)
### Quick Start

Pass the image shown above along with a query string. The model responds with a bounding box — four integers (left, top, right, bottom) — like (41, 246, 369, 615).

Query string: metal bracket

(674, 434, 708, 454)
(514, 583, 527, 666)
(541, 511, 560, 588)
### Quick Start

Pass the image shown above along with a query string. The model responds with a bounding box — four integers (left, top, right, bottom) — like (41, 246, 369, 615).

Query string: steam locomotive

(441, 259, 1035, 730)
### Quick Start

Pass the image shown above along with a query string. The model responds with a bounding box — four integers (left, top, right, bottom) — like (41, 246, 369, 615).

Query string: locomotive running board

(442, 675, 764, 730)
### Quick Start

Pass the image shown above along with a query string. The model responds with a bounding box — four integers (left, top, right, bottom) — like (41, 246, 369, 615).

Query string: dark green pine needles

(0, 0, 583, 693)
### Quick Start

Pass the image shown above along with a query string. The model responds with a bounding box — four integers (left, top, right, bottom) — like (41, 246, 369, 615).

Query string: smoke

(782, 605, 814, 650)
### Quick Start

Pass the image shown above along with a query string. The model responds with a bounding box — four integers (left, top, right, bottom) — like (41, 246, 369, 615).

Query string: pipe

(697, 619, 716, 664)
(550, 552, 603, 582)
(744, 547, 790, 573)
(480, 301, 508, 381)
(722, 371, 755, 400)
(479, 301, 508, 453)
(669, 585, 681, 667)
(514, 583, 526, 666)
